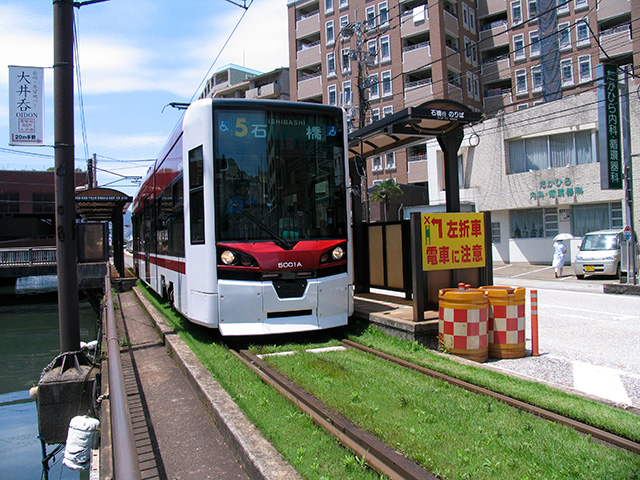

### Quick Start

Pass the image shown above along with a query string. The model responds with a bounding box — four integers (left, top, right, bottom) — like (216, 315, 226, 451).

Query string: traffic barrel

(480, 286, 526, 359)
(438, 289, 488, 363)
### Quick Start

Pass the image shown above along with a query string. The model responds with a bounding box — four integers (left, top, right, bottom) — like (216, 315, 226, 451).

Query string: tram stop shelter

(348, 99, 493, 319)
(75, 187, 132, 278)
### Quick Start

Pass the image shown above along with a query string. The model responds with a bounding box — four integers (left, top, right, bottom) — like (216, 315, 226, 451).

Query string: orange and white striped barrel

(480, 286, 526, 359)
(438, 289, 488, 363)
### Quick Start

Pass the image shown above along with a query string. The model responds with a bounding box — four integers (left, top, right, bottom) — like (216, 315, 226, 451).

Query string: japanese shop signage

(421, 213, 486, 271)
(529, 177, 584, 201)
(598, 64, 622, 190)
(9, 66, 44, 146)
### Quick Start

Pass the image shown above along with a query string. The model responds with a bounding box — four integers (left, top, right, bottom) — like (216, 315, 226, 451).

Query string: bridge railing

(0, 247, 57, 266)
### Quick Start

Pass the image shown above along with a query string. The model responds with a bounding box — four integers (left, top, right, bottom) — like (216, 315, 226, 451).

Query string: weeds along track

(232, 348, 439, 480)
(342, 339, 640, 456)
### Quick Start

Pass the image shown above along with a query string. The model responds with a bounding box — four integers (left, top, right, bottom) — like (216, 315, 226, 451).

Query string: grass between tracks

(137, 283, 640, 480)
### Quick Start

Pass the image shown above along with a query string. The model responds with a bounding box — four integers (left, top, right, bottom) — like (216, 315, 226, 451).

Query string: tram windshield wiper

(232, 203, 294, 250)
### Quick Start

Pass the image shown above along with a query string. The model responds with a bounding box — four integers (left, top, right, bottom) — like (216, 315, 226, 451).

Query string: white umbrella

(554, 233, 573, 241)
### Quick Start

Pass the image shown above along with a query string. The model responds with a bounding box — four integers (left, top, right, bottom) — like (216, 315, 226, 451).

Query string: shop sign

(530, 177, 584, 201)
(598, 63, 623, 190)
(421, 213, 486, 271)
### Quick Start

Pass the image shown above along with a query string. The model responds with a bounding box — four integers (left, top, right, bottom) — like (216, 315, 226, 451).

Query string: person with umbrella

(552, 233, 572, 277)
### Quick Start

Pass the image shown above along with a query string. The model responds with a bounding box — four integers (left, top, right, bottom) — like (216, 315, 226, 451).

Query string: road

(492, 270, 640, 409)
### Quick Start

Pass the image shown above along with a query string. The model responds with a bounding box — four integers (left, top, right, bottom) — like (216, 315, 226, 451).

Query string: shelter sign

(9, 66, 44, 146)
(421, 213, 485, 271)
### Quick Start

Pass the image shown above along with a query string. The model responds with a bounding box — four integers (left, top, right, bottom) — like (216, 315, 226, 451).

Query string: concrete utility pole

(54, 0, 80, 352)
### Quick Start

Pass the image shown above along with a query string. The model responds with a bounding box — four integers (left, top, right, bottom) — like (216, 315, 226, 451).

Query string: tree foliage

(370, 179, 403, 221)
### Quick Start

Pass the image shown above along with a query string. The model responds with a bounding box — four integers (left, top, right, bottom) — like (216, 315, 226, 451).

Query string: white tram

(132, 99, 353, 335)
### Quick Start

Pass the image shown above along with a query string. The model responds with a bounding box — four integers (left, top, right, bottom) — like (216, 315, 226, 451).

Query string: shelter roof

(348, 99, 482, 159)
(75, 187, 132, 222)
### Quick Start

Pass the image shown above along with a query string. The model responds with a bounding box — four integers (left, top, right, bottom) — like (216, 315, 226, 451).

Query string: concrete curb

(132, 287, 302, 480)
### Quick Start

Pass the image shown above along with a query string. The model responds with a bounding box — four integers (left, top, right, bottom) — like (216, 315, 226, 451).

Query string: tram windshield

(213, 107, 347, 243)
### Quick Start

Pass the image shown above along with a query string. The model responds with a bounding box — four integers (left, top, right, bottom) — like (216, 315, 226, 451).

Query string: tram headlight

(220, 250, 237, 265)
(332, 246, 345, 261)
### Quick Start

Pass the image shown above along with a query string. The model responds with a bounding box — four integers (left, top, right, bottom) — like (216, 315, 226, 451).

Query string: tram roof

(75, 187, 132, 222)
(348, 99, 482, 159)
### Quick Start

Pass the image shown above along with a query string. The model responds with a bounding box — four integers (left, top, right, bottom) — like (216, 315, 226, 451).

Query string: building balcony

(296, 11, 320, 39)
(480, 57, 511, 84)
(479, 20, 509, 49)
(402, 42, 431, 72)
(446, 46, 461, 71)
(296, 43, 321, 69)
(476, 0, 506, 18)
(407, 158, 428, 184)
(447, 82, 463, 102)
(444, 9, 459, 34)
(297, 74, 323, 100)
(246, 82, 281, 99)
(400, 9, 429, 37)
(596, 0, 631, 22)
(404, 79, 433, 107)
(599, 25, 632, 60)
(483, 89, 513, 114)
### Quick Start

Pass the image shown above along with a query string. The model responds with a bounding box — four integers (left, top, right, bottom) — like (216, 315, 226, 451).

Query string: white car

(574, 229, 622, 279)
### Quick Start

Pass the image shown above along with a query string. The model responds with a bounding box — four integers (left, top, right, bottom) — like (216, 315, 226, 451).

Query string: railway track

(233, 340, 640, 480)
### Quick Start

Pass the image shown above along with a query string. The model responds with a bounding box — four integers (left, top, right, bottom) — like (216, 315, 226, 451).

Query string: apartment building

(200, 64, 291, 100)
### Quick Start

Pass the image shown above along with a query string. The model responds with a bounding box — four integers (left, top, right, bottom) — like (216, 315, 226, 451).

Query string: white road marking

(572, 361, 631, 405)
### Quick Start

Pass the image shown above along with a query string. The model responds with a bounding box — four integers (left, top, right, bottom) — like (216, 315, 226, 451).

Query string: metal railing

(0, 247, 57, 266)
(104, 270, 142, 480)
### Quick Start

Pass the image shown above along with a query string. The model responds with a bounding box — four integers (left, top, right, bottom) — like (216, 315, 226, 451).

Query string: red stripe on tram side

(137, 252, 186, 274)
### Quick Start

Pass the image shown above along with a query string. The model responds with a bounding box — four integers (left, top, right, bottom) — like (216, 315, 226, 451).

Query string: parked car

(574, 229, 623, 279)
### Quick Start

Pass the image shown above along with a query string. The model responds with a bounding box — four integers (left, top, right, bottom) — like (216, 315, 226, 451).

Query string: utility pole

(54, 0, 80, 352)
(620, 66, 636, 284)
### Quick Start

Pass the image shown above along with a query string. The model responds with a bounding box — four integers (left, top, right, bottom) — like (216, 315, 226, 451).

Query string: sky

(0, 0, 289, 197)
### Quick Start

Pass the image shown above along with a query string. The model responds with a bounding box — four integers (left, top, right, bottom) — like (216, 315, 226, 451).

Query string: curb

(132, 287, 302, 480)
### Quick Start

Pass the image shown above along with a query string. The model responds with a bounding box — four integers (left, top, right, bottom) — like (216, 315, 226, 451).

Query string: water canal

(0, 276, 99, 480)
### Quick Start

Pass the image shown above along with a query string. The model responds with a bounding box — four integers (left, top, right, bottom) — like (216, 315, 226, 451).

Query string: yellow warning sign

(421, 213, 486, 271)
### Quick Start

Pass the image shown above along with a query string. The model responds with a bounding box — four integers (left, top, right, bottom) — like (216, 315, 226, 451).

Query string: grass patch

(264, 347, 640, 479)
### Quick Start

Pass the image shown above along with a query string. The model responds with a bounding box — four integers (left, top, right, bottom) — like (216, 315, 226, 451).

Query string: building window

(380, 36, 391, 62)
(561, 58, 574, 87)
(340, 14, 349, 31)
(382, 105, 393, 117)
(517, 103, 529, 111)
(578, 55, 592, 83)
(328, 84, 337, 105)
(367, 40, 378, 65)
(491, 222, 501, 243)
(369, 74, 379, 99)
(327, 52, 336, 76)
(325, 0, 334, 14)
(0, 193, 19, 213)
(339, 0, 348, 9)
(511, 0, 522, 25)
(466, 72, 474, 96)
(378, 2, 389, 27)
(572, 202, 623, 236)
(372, 156, 383, 172)
(532, 65, 543, 92)
(366, 6, 376, 29)
(530, 30, 540, 57)
(575, 0, 588, 10)
(342, 48, 351, 73)
(385, 152, 396, 170)
(371, 108, 380, 122)
(381, 70, 392, 97)
(342, 80, 352, 105)
(462, 3, 469, 29)
(469, 7, 476, 33)
(544, 208, 558, 238)
(577, 21, 590, 46)
(508, 130, 595, 173)
(558, 22, 571, 50)
(326, 21, 335, 45)
(511, 209, 546, 238)
(32, 192, 55, 214)
(513, 34, 526, 61)
(556, 0, 570, 15)
(515, 69, 528, 95)
(528, 0, 538, 20)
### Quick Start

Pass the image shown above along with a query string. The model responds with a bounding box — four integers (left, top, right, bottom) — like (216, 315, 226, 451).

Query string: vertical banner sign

(598, 64, 622, 189)
(421, 213, 486, 271)
(9, 66, 44, 146)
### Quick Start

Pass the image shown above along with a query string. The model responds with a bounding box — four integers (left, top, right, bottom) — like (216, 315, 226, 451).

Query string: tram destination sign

(598, 63, 623, 190)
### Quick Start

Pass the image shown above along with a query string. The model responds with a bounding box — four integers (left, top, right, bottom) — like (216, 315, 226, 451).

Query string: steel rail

(105, 271, 143, 480)
(342, 339, 640, 456)
(233, 349, 438, 480)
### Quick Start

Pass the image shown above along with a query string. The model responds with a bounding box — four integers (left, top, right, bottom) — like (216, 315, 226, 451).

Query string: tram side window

(169, 175, 185, 256)
(189, 146, 205, 244)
